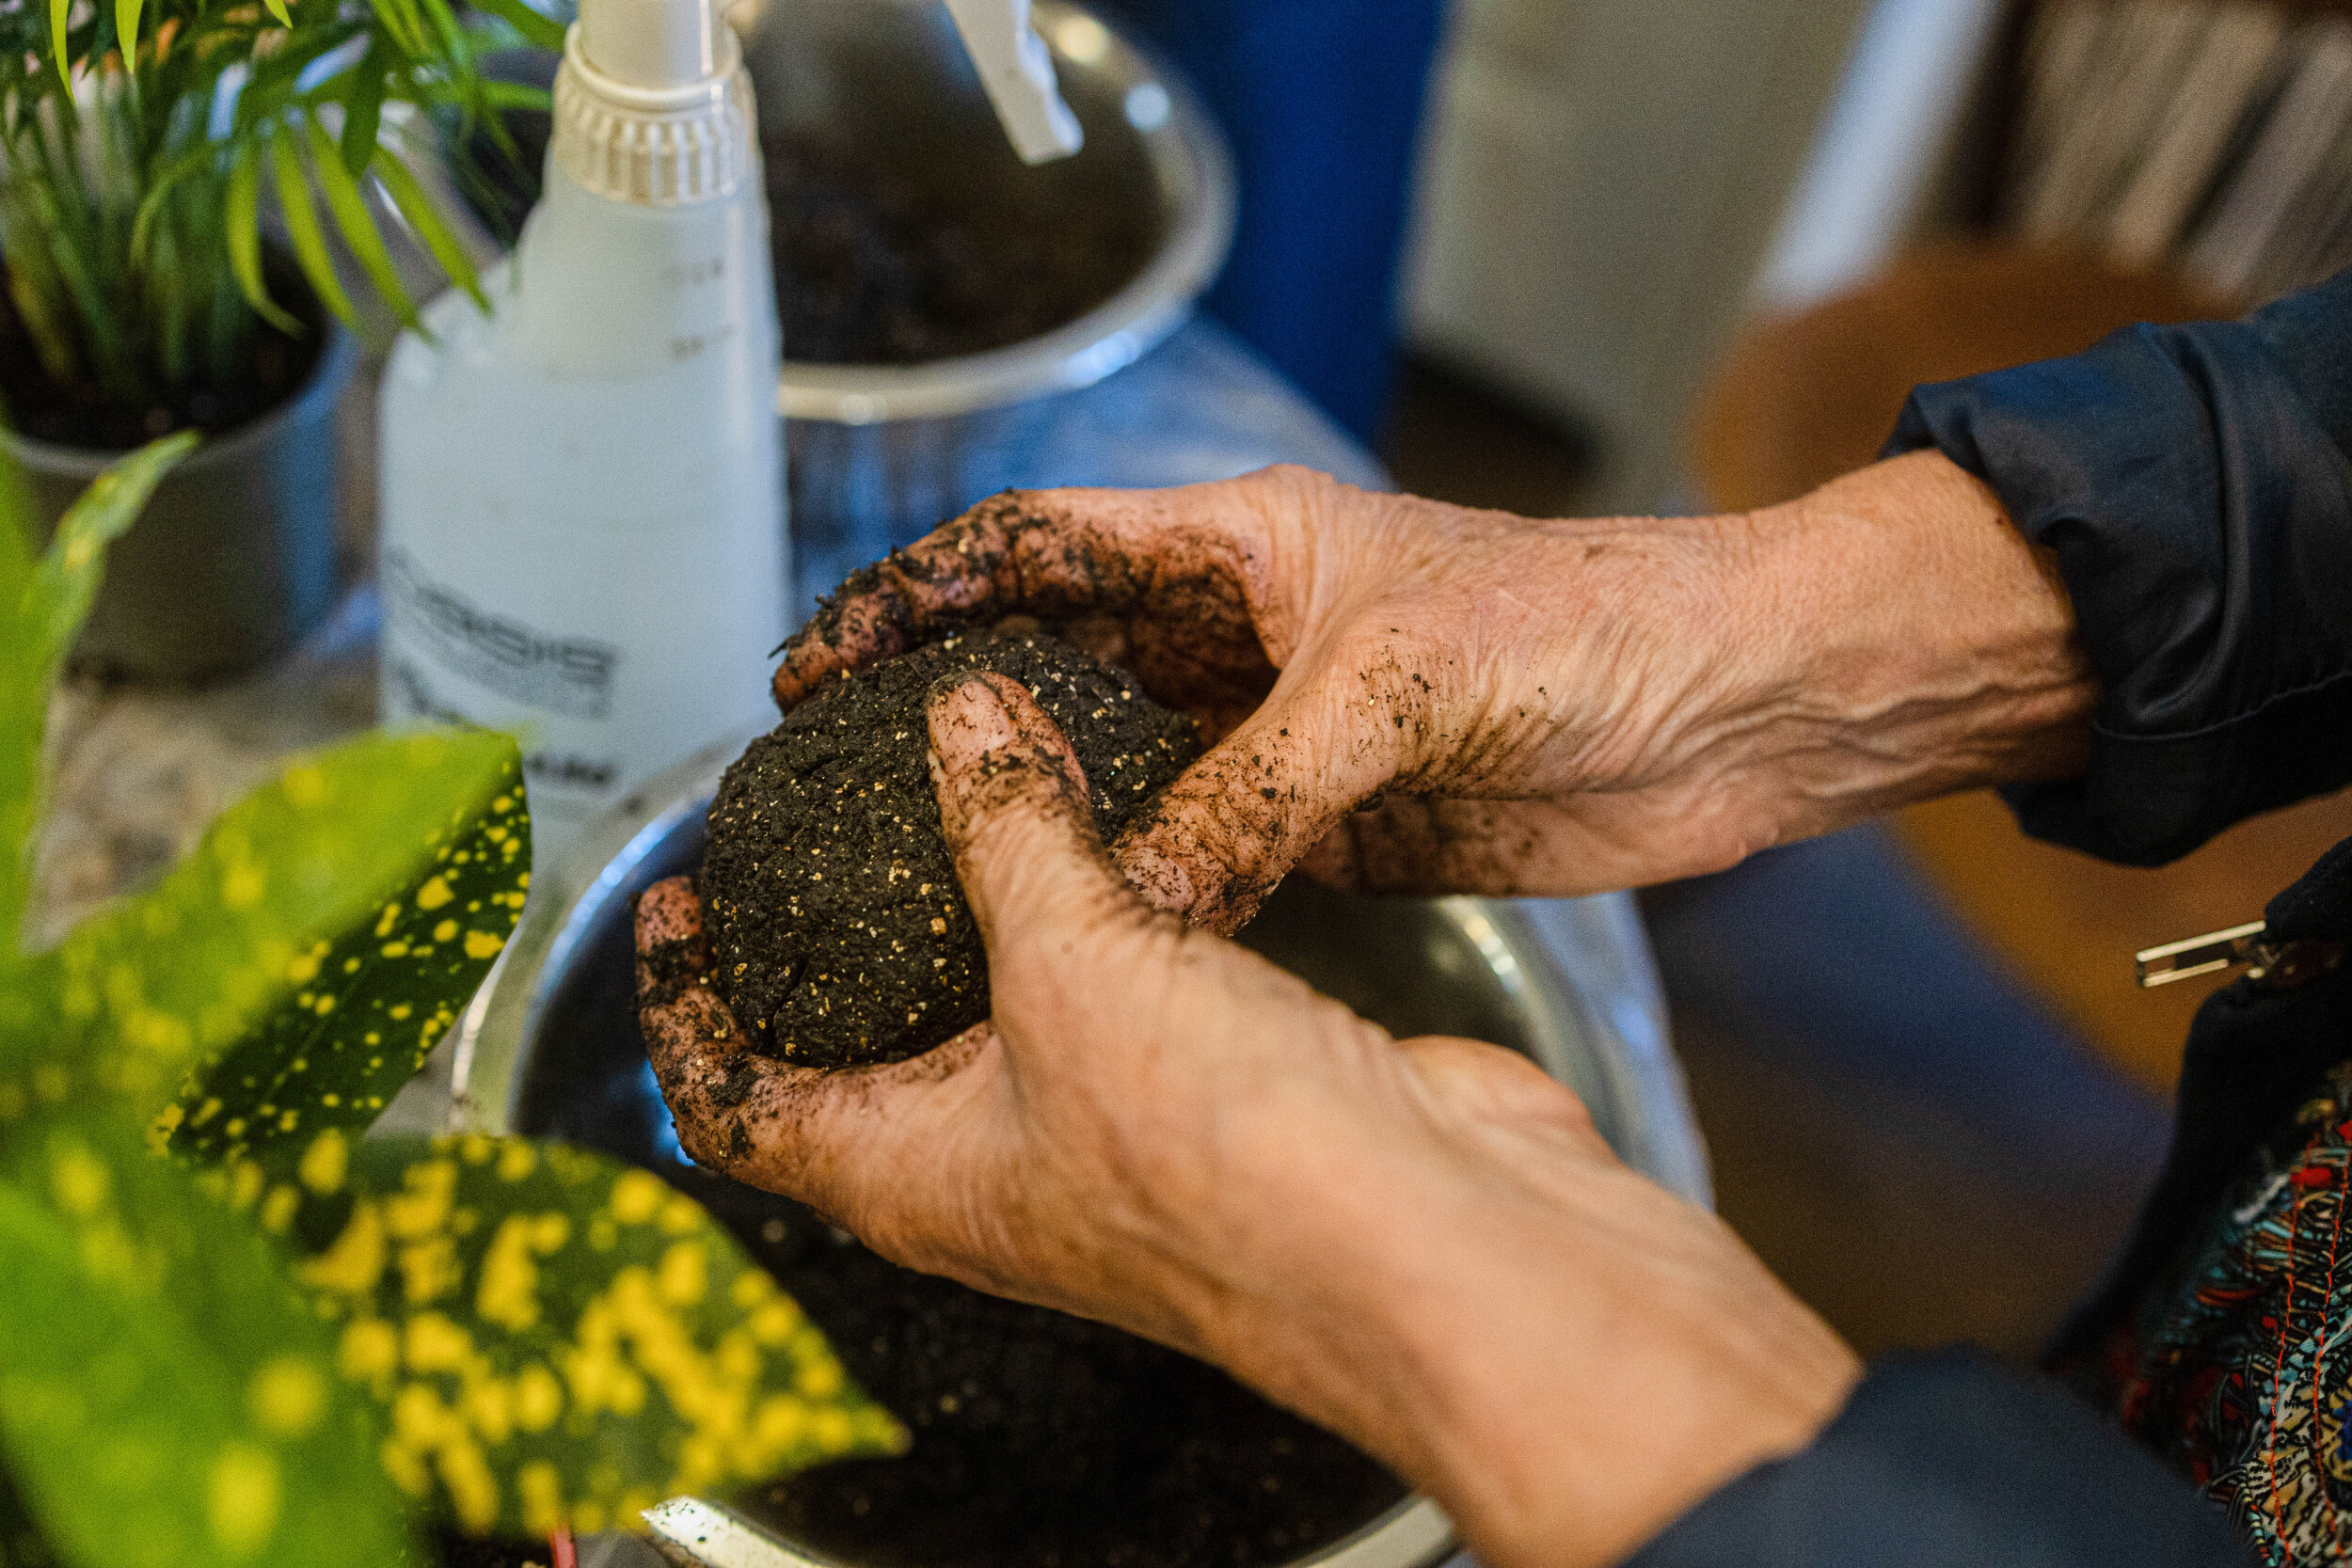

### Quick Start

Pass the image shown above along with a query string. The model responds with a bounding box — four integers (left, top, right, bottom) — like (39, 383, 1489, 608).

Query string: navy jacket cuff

(1883, 266, 2352, 864)
(1622, 1351, 2249, 1567)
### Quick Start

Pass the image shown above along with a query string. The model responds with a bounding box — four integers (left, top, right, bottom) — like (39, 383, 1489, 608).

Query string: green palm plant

(0, 0, 564, 442)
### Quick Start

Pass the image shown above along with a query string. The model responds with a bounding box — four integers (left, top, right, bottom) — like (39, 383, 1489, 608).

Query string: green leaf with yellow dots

(153, 752, 532, 1176)
(20, 730, 523, 1111)
(254, 1132, 902, 1538)
(0, 1110, 414, 1568)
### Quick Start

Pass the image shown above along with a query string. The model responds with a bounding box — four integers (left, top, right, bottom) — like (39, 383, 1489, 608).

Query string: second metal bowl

(739, 0, 1236, 423)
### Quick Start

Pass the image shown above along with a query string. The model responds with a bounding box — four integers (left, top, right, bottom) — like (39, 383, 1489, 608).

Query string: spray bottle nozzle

(577, 0, 722, 90)
(572, 0, 1083, 166)
(941, 0, 1084, 165)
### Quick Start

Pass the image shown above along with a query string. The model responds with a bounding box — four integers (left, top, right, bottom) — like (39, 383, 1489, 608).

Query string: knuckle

(991, 891, 1170, 1019)
(960, 768, 1095, 867)
(1233, 463, 1346, 529)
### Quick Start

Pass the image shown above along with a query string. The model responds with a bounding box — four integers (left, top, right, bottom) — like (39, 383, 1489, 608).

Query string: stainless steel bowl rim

(773, 0, 1237, 424)
(641, 1491, 1454, 1568)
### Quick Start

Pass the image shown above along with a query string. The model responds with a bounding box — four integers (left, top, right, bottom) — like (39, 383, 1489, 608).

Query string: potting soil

(691, 1180, 1411, 1568)
(689, 630, 1408, 1563)
(701, 631, 1198, 1069)
(454, 105, 1160, 368)
(767, 138, 1159, 366)
(0, 277, 323, 450)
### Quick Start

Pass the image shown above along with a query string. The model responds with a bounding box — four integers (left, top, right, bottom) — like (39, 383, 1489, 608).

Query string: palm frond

(3, 0, 532, 426)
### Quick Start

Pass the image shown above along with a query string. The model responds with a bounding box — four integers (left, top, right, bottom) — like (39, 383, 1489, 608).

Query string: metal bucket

(741, 0, 1237, 617)
(449, 742, 1708, 1568)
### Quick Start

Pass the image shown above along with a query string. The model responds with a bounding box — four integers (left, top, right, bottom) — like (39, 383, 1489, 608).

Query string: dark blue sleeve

(1624, 1352, 2250, 1568)
(1884, 266, 2352, 866)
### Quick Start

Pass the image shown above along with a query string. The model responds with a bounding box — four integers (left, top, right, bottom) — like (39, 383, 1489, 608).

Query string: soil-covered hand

(774, 453, 2094, 930)
(637, 673, 1859, 1568)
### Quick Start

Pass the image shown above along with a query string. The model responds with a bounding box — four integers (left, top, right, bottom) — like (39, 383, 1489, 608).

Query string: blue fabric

(1091, 0, 1446, 444)
(1628, 1352, 2252, 1567)
(1885, 264, 2352, 866)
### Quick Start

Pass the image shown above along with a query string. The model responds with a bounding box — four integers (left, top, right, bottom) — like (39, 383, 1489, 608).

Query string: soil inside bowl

(679, 635, 1403, 1564)
(766, 136, 1160, 366)
(541, 875, 1428, 1568)
(679, 1167, 1411, 1568)
(0, 266, 324, 451)
(459, 111, 1161, 368)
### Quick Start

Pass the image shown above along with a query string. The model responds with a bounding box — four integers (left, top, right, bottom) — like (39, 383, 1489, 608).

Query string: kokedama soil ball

(702, 632, 1200, 1069)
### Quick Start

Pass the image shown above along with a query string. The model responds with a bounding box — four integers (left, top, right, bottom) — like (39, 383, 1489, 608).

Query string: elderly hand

(774, 451, 2094, 930)
(638, 672, 1859, 1568)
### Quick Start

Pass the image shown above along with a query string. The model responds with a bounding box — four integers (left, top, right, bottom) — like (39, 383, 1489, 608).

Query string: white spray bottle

(378, 0, 1080, 865)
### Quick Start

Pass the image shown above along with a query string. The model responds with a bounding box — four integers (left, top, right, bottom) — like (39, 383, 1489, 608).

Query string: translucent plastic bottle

(377, 0, 787, 863)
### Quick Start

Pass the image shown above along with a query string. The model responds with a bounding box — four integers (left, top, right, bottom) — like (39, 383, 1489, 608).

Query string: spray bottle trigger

(941, 0, 1085, 165)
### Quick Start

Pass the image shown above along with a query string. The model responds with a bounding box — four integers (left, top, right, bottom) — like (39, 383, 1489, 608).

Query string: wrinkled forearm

(1629, 450, 2097, 859)
(1172, 1084, 1859, 1568)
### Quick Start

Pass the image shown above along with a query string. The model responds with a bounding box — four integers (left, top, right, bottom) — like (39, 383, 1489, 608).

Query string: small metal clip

(2136, 921, 2270, 988)
(2137, 921, 2346, 991)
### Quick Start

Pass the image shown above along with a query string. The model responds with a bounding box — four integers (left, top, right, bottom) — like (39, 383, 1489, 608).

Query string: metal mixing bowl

(740, 0, 1236, 422)
(447, 743, 1707, 1568)
(739, 0, 1240, 620)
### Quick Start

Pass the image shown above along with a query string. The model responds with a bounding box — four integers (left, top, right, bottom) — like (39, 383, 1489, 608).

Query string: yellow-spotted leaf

(36, 730, 521, 1115)
(0, 1112, 413, 1568)
(262, 1134, 902, 1538)
(155, 754, 531, 1175)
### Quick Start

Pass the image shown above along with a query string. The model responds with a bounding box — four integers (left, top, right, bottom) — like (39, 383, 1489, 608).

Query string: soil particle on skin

(702, 632, 1198, 1069)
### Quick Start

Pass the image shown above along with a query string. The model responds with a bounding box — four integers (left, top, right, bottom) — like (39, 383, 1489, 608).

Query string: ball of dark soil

(702, 633, 1200, 1069)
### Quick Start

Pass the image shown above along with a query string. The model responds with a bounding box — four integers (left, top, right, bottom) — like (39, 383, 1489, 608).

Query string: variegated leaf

(153, 749, 529, 1175)
(24, 730, 520, 1119)
(242, 1134, 903, 1538)
(0, 1112, 414, 1568)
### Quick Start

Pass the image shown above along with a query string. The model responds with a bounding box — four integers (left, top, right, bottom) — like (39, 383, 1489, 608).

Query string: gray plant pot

(3, 322, 357, 684)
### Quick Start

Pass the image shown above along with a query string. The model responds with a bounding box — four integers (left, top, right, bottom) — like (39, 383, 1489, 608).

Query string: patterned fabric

(2080, 1048, 2352, 1565)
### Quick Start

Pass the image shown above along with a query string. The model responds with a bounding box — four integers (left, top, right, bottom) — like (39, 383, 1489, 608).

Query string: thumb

(926, 672, 1144, 955)
(1113, 665, 1411, 935)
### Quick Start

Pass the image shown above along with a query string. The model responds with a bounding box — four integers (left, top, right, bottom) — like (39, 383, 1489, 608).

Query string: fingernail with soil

(1114, 837, 1197, 916)
(925, 674, 1024, 832)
